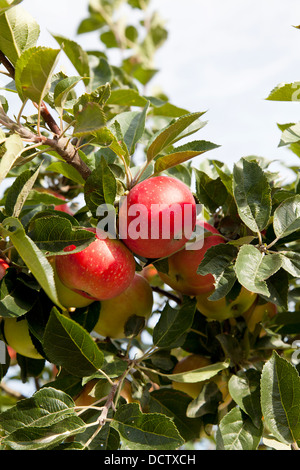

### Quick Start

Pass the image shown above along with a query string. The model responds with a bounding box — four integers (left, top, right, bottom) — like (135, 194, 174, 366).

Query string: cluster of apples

(0, 175, 277, 406)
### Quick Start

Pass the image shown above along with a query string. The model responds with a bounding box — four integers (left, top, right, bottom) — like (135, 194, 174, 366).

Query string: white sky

(4, 0, 300, 179)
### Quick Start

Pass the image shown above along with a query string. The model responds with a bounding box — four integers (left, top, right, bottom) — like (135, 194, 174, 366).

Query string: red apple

(118, 176, 197, 259)
(55, 228, 136, 301)
(54, 198, 73, 215)
(93, 273, 153, 339)
(158, 221, 225, 296)
(0, 259, 9, 280)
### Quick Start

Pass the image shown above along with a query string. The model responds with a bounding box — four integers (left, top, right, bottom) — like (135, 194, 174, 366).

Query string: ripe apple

(171, 354, 212, 399)
(54, 197, 73, 215)
(243, 301, 277, 334)
(0, 258, 9, 280)
(196, 287, 257, 321)
(158, 221, 225, 296)
(118, 176, 197, 259)
(3, 317, 43, 360)
(7, 346, 17, 363)
(55, 228, 136, 301)
(93, 273, 153, 339)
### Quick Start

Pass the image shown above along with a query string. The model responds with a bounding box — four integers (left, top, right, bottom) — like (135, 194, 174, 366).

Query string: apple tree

(0, 0, 300, 451)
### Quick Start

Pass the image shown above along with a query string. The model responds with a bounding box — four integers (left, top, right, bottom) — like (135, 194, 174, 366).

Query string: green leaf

(197, 244, 238, 300)
(5, 164, 41, 217)
(112, 402, 184, 450)
(278, 122, 300, 147)
(15, 47, 60, 103)
(233, 158, 272, 232)
(84, 156, 117, 215)
(74, 83, 111, 114)
(154, 140, 220, 174)
(186, 381, 222, 418)
(0, 217, 62, 308)
(158, 360, 230, 384)
(266, 82, 300, 102)
(216, 407, 263, 450)
(0, 387, 77, 433)
(279, 251, 300, 278)
(43, 308, 105, 377)
(109, 103, 149, 156)
(273, 195, 300, 240)
(261, 351, 300, 446)
(147, 112, 205, 162)
(148, 389, 202, 442)
(0, 0, 23, 15)
(152, 296, 197, 349)
(0, 269, 39, 317)
(0, 133, 23, 185)
(0, 5, 40, 64)
(46, 161, 85, 186)
(235, 244, 282, 296)
(53, 75, 83, 112)
(29, 215, 96, 255)
(228, 369, 262, 428)
(0, 387, 86, 450)
(194, 169, 228, 213)
(52, 34, 90, 83)
(106, 88, 149, 107)
(73, 102, 106, 136)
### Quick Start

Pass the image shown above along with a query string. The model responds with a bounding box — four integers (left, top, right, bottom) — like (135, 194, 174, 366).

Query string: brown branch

(44, 136, 92, 180)
(0, 381, 27, 400)
(0, 50, 15, 78)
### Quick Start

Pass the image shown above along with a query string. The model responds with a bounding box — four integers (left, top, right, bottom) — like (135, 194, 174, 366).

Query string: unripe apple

(55, 228, 136, 301)
(3, 317, 43, 360)
(158, 221, 225, 296)
(172, 354, 212, 399)
(93, 273, 153, 339)
(0, 258, 9, 280)
(243, 301, 277, 334)
(196, 287, 257, 321)
(118, 176, 197, 259)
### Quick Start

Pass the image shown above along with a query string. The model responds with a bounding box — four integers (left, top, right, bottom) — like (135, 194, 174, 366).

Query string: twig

(152, 286, 182, 304)
(0, 381, 27, 400)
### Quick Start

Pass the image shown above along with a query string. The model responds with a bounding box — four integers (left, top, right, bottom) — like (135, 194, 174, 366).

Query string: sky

(13, 0, 300, 184)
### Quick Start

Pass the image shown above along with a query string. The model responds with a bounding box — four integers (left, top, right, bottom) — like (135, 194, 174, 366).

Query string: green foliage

(0, 0, 299, 452)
